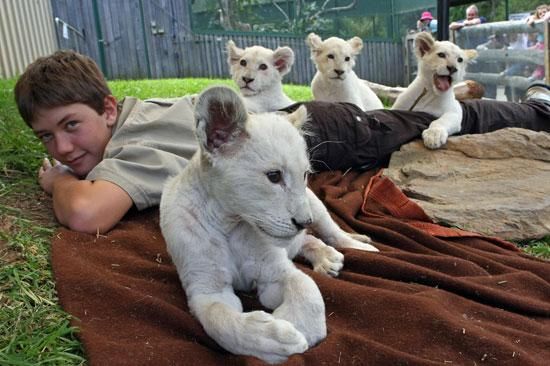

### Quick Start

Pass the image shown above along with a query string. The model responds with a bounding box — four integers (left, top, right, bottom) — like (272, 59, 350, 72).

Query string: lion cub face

(306, 33, 363, 81)
(194, 86, 311, 242)
(227, 40, 294, 97)
(415, 32, 476, 95)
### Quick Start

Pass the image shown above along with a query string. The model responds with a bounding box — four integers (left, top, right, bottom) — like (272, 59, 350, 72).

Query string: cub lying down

(160, 86, 377, 363)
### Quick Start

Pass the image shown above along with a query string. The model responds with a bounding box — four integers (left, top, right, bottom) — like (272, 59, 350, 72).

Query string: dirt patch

(2, 187, 56, 228)
(1, 180, 56, 264)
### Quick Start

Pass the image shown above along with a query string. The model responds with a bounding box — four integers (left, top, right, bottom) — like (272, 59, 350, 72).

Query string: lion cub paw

(301, 235, 344, 277)
(312, 245, 344, 277)
(422, 126, 448, 149)
(242, 311, 308, 364)
(341, 233, 379, 252)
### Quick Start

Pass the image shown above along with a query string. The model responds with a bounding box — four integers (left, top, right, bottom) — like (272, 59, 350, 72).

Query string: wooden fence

(50, 0, 405, 86)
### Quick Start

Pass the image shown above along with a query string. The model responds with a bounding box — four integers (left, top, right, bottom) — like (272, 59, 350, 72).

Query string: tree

(214, 0, 358, 34)
(271, 0, 357, 33)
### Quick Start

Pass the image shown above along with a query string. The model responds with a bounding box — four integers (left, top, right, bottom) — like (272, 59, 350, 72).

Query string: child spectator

(526, 4, 549, 25)
(417, 11, 438, 34)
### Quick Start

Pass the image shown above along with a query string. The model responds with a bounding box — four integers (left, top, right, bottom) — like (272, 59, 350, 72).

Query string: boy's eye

(40, 133, 53, 143)
(65, 120, 79, 130)
(240, 59, 247, 67)
(327, 54, 334, 59)
(437, 52, 446, 58)
(259, 63, 267, 70)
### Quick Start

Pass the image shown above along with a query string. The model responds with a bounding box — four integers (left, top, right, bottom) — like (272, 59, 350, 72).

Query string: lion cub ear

(348, 36, 363, 55)
(306, 33, 323, 55)
(194, 86, 249, 155)
(287, 105, 308, 130)
(464, 49, 478, 62)
(273, 46, 295, 75)
(415, 32, 435, 58)
(227, 40, 244, 67)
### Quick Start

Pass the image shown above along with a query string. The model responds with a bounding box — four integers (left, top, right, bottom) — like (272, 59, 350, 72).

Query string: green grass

(0, 76, 547, 364)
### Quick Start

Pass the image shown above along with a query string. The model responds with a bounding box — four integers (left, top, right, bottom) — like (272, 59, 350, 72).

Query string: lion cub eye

(457, 57, 464, 63)
(259, 63, 268, 70)
(345, 56, 350, 61)
(437, 52, 446, 58)
(266, 170, 282, 183)
(240, 59, 247, 67)
(327, 54, 334, 59)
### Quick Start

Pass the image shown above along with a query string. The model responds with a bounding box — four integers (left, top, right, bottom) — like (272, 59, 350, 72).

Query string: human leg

(459, 97, 550, 134)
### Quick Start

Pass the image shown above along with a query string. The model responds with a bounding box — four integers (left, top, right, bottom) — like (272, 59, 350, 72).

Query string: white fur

(306, 33, 383, 111)
(160, 86, 377, 364)
(227, 40, 295, 113)
(392, 32, 477, 149)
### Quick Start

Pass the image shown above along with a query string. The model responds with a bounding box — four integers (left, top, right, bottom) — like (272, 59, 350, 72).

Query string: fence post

(91, 0, 108, 78)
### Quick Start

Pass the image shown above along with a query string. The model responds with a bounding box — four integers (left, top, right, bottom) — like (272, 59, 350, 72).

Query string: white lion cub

(227, 40, 295, 113)
(392, 32, 477, 149)
(160, 86, 377, 364)
(306, 33, 383, 111)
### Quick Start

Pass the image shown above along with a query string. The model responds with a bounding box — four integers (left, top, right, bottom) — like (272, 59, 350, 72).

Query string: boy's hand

(38, 157, 76, 195)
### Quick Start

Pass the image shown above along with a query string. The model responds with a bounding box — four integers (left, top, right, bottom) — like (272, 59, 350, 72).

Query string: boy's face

(31, 97, 117, 177)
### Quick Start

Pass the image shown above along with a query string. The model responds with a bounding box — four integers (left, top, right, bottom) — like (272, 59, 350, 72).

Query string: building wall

(0, 0, 58, 78)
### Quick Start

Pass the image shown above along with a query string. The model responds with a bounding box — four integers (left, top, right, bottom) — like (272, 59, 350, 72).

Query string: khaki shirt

(87, 96, 197, 210)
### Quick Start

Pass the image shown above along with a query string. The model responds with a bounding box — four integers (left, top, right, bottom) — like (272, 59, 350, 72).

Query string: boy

(14, 50, 550, 234)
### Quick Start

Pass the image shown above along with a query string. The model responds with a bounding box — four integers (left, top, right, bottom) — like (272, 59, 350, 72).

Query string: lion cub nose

(242, 76, 254, 84)
(447, 66, 457, 75)
(291, 217, 312, 231)
(334, 69, 344, 76)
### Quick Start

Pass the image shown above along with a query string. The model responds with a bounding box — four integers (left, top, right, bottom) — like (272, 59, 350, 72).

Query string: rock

(384, 128, 550, 241)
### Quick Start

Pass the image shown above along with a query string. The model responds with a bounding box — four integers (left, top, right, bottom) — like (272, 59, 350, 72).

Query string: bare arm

(39, 159, 133, 234)
(463, 18, 481, 26)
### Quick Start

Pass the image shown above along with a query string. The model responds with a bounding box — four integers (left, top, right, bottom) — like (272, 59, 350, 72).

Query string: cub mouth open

(434, 74, 452, 92)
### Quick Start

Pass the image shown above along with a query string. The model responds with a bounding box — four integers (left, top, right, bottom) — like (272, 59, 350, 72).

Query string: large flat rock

(384, 128, 550, 240)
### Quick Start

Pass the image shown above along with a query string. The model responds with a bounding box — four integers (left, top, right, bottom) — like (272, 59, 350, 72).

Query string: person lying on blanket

(14, 50, 550, 234)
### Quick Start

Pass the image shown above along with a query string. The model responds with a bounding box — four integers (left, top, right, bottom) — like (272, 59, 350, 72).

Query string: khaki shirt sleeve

(87, 96, 198, 210)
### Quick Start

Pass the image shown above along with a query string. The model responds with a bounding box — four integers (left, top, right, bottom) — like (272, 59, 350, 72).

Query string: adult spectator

(449, 5, 486, 31)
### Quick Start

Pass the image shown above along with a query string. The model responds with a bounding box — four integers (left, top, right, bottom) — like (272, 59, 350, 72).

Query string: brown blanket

(51, 171, 550, 365)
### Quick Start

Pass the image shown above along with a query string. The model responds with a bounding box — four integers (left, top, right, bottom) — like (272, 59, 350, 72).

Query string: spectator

(527, 33, 545, 82)
(501, 32, 530, 101)
(526, 4, 549, 25)
(449, 5, 486, 31)
(417, 11, 438, 34)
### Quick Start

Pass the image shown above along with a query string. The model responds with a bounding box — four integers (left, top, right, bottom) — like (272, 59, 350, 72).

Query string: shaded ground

(0, 178, 55, 265)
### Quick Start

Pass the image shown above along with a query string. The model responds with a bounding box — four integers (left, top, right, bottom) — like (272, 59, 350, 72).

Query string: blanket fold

(52, 171, 550, 365)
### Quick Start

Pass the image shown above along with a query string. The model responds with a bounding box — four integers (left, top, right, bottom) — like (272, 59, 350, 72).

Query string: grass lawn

(0, 77, 547, 364)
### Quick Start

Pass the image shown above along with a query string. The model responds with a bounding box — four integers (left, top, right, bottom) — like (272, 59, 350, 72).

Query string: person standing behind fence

(417, 11, 438, 34)
(526, 4, 549, 25)
(450, 5, 486, 31)
(527, 33, 546, 82)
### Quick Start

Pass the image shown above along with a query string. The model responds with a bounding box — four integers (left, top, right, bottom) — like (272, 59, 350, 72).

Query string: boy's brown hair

(14, 50, 112, 126)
